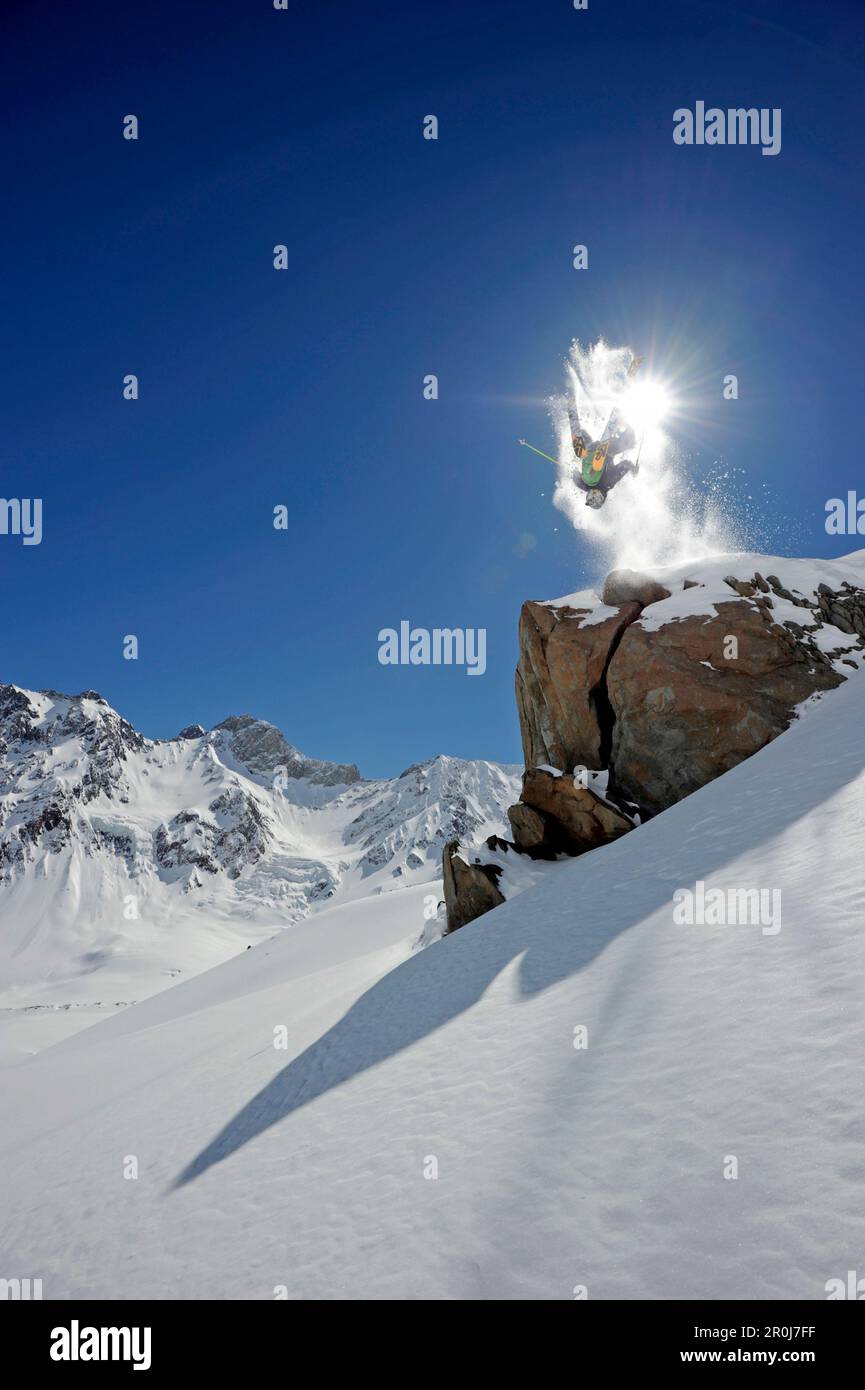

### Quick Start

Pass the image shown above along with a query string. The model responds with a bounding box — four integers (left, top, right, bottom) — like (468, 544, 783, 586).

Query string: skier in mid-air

(568, 403, 640, 510)
(519, 352, 644, 509)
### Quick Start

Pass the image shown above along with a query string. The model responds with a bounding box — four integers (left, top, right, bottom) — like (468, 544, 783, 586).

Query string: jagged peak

(0, 690, 360, 787)
(213, 714, 269, 734)
(211, 713, 360, 787)
(1, 682, 108, 705)
(0, 684, 143, 756)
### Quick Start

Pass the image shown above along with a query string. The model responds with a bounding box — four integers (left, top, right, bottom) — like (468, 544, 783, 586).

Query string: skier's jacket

(575, 422, 637, 490)
(580, 444, 609, 488)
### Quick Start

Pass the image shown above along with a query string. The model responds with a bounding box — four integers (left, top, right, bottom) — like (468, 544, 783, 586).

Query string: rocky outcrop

(509, 768, 635, 857)
(442, 768, 636, 932)
(506, 802, 549, 856)
(445, 772, 635, 932)
(442, 839, 505, 933)
(515, 567, 859, 818)
(515, 600, 641, 772)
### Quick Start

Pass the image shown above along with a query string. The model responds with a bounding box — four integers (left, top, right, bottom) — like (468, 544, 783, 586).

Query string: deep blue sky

(2, 0, 864, 775)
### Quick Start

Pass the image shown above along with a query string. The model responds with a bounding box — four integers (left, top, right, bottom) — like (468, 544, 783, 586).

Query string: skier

(518, 353, 645, 507)
(569, 404, 639, 510)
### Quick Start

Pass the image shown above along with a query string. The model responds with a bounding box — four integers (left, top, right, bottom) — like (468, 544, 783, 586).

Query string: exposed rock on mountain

(154, 789, 271, 883)
(608, 597, 841, 813)
(213, 715, 360, 787)
(601, 568, 672, 609)
(442, 840, 505, 933)
(509, 767, 634, 857)
(344, 756, 517, 877)
(516, 600, 641, 772)
(505, 802, 548, 856)
(0, 688, 144, 879)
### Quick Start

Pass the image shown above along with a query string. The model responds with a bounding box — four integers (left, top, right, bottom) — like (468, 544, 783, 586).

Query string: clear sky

(3, 0, 864, 775)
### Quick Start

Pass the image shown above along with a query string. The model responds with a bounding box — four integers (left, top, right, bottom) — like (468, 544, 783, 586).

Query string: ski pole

(518, 439, 559, 467)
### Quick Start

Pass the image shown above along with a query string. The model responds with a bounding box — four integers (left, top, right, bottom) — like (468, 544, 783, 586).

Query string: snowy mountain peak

(211, 713, 360, 787)
(0, 682, 144, 759)
(176, 724, 206, 741)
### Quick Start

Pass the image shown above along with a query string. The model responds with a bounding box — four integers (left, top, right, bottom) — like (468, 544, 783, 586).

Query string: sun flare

(619, 379, 674, 434)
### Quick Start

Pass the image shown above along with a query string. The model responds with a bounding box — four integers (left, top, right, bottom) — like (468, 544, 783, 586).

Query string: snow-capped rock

(516, 551, 865, 815)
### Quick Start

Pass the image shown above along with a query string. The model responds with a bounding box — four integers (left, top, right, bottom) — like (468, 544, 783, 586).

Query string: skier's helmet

(585, 489, 606, 510)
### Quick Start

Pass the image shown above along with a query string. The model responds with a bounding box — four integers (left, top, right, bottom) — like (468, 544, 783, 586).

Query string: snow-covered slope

(0, 686, 520, 1010)
(2, 646, 863, 1299)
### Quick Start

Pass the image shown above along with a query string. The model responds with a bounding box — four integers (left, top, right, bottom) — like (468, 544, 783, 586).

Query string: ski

(598, 353, 644, 447)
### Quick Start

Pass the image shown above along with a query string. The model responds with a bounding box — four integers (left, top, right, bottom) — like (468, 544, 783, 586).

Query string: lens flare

(620, 379, 673, 433)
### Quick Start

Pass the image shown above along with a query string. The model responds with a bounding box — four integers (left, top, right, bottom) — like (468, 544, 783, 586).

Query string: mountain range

(0, 684, 520, 1010)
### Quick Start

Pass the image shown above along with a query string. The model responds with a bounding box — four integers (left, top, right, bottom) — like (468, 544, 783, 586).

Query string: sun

(620, 379, 674, 434)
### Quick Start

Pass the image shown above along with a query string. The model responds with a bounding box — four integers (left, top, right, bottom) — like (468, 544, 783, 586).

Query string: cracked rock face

(607, 599, 841, 814)
(515, 600, 642, 772)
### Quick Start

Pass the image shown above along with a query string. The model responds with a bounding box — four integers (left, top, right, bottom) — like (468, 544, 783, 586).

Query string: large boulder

(442, 840, 505, 934)
(506, 801, 549, 855)
(601, 569, 671, 609)
(510, 768, 634, 856)
(515, 599, 641, 772)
